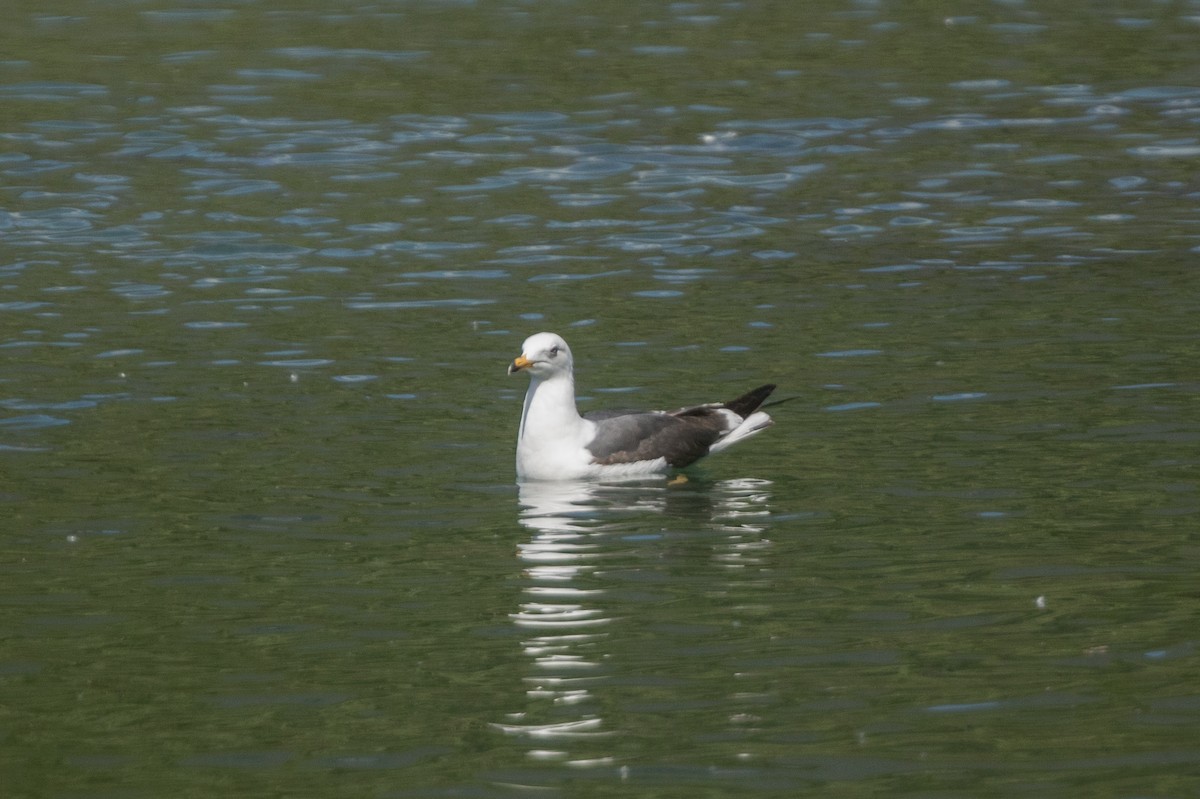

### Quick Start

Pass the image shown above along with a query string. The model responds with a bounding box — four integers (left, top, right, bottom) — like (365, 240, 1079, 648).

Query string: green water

(3, 0, 1199, 796)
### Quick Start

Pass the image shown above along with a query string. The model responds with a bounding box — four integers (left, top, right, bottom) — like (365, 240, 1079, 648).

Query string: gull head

(508, 331, 574, 379)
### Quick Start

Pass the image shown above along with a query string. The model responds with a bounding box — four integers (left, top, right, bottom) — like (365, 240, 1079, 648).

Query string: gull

(508, 332, 775, 481)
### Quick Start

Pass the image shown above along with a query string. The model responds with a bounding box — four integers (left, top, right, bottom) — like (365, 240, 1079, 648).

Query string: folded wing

(584, 384, 776, 468)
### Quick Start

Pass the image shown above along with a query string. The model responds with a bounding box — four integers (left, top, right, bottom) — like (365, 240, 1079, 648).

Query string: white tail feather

(709, 411, 773, 454)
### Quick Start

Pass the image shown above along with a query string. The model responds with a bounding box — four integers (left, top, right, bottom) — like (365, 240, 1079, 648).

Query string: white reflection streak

(490, 717, 612, 739)
(710, 478, 774, 569)
(493, 480, 628, 753)
(495, 478, 775, 772)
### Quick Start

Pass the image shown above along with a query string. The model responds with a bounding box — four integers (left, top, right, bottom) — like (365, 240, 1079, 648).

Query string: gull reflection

(492, 480, 637, 764)
(493, 477, 774, 773)
(708, 477, 774, 570)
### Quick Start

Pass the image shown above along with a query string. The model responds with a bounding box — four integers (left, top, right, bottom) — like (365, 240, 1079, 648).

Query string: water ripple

(345, 299, 496, 310)
(273, 46, 427, 62)
(0, 414, 71, 429)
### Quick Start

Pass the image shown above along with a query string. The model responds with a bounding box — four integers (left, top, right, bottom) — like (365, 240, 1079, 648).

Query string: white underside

(519, 454, 671, 482)
(516, 413, 672, 481)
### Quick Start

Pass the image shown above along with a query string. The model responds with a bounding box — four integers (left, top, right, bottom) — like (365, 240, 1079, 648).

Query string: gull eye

(549, 346, 559, 357)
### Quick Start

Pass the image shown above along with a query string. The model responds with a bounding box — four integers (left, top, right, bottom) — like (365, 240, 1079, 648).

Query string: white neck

(518, 372, 582, 444)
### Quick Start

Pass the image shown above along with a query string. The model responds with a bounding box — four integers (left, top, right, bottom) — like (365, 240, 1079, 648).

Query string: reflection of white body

(508, 332, 775, 481)
(496, 478, 774, 758)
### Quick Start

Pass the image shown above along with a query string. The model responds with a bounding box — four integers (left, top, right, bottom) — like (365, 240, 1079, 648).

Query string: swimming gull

(507, 331, 775, 481)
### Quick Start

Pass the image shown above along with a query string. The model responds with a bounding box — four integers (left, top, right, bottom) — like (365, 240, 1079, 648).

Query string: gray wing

(583, 385, 776, 469)
(583, 410, 725, 468)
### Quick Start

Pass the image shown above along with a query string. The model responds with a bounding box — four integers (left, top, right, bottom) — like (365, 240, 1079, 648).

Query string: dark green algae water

(2, 1, 1199, 796)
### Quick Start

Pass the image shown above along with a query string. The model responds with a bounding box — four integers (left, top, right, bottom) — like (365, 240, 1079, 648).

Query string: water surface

(3, 1, 1199, 796)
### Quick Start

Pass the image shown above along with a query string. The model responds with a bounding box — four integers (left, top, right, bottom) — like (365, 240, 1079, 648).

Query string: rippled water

(3, 1, 1200, 796)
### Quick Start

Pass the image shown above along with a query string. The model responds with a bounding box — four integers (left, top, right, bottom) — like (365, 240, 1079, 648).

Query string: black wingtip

(724, 384, 776, 417)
